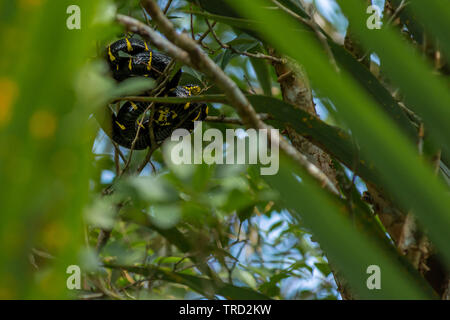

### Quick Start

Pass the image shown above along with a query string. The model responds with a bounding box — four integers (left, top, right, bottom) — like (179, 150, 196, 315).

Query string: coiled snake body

(106, 38, 208, 150)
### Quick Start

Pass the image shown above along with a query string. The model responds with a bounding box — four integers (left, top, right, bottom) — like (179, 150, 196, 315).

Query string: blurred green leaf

(250, 46, 273, 96)
(315, 262, 331, 277)
(338, 0, 450, 157)
(0, 0, 112, 298)
(149, 204, 181, 229)
(260, 155, 434, 299)
(247, 95, 380, 184)
(408, 0, 450, 60)
(105, 263, 270, 299)
(228, 0, 450, 266)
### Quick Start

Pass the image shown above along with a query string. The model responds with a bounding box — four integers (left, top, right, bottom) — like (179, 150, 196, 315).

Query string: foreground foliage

(0, 0, 448, 299)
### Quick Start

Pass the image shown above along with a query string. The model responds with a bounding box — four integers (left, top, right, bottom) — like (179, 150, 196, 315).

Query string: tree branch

(206, 114, 271, 125)
(117, 4, 339, 195)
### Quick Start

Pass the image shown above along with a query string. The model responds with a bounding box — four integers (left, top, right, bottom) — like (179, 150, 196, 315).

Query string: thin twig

(96, 229, 112, 253)
(190, 5, 196, 41)
(111, 94, 227, 104)
(112, 141, 126, 162)
(163, 0, 173, 14)
(227, 241, 246, 284)
(270, 0, 339, 71)
(206, 114, 271, 125)
(197, 21, 216, 43)
(136, 139, 158, 174)
(31, 248, 55, 260)
(205, 18, 285, 63)
(140, 4, 151, 26)
(113, 143, 122, 175)
(119, 102, 154, 176)
(386, 0, 408, 27)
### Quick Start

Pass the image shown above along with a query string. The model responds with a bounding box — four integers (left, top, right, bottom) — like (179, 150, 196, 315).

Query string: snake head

(183, 84, 202, 96)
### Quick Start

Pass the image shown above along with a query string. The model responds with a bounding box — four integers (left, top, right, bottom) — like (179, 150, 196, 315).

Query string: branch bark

(268, 48, 356, 300)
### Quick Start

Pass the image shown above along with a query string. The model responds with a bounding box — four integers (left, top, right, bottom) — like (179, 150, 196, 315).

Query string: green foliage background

(0, 0, 448, 299)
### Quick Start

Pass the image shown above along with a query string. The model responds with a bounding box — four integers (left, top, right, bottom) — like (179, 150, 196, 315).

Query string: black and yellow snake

(106, 38, 208, 150)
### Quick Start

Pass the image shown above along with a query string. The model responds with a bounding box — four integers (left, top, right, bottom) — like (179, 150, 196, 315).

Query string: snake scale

(106, 38, 208, 150)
